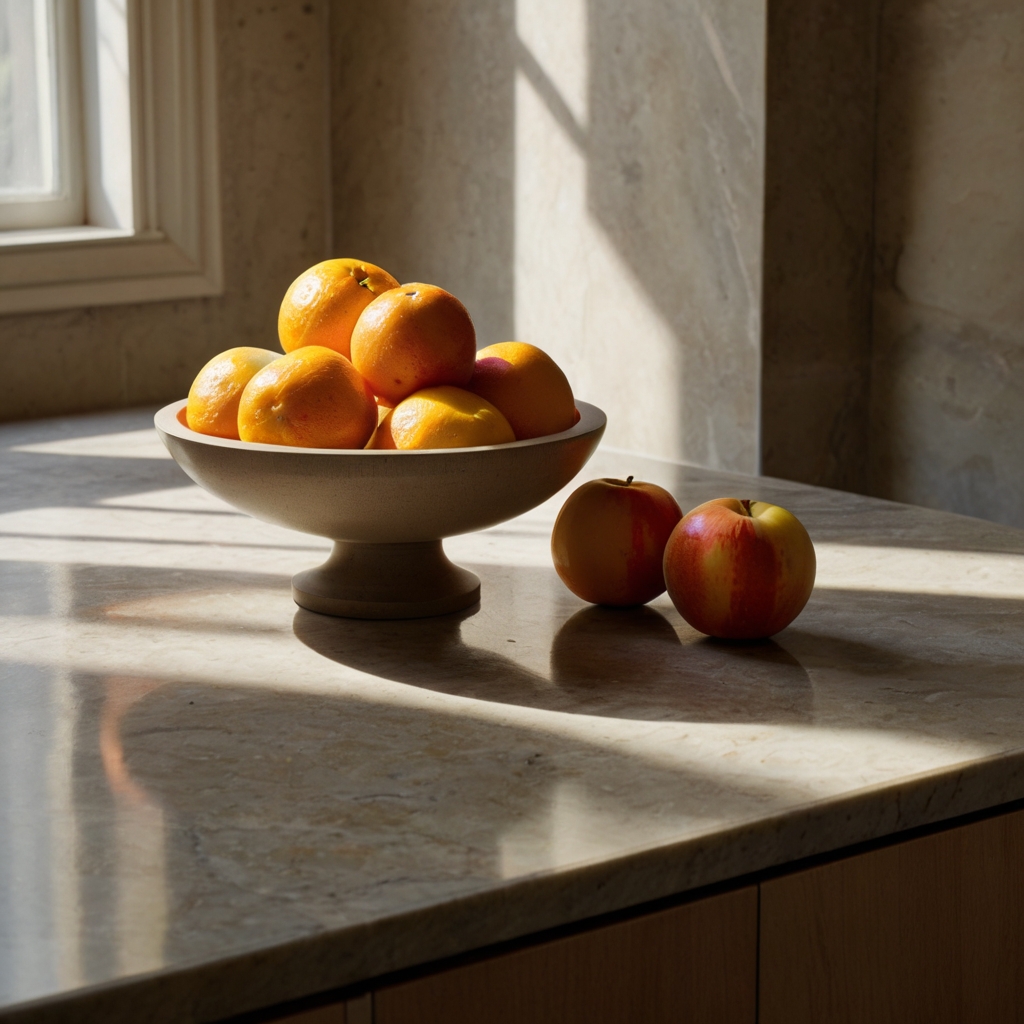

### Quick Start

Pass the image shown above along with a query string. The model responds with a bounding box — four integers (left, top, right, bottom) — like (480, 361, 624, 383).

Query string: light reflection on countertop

(1, 409, 1024, 1023)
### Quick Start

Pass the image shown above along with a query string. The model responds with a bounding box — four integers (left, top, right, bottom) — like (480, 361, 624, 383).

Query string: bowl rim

(155, 398, 606, 456)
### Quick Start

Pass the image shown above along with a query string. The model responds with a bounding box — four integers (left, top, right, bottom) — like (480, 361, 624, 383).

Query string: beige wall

(0, 2, 331, 420)
(760, 0, 880, 495)
(2, 0, 1021, 529)
(332, 0, 765, 473)
(760, 0, 1024, 529)
(869, 0, 1024, 527)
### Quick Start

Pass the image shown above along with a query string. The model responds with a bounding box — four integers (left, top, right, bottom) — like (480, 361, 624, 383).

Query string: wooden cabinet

(273, 993, 371, 1023)
(374, 887, 757, 1024)
(759, 809, 1024, 1023)
(271, 809, 1024, 1023)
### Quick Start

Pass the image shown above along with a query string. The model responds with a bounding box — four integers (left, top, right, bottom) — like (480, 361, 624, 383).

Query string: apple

(551, 477, 683, 606)
(663, 498, 815, 639)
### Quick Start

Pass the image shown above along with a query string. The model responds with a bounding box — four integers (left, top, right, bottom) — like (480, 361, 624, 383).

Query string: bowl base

(292, 540, 481, 620)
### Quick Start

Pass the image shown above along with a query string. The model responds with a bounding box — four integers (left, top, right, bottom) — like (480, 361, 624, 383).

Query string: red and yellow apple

(663, 498, 815, 639)
(551, 477, 683, 606)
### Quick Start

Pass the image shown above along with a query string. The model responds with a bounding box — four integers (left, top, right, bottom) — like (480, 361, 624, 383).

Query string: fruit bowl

(155, 399, 606, 619)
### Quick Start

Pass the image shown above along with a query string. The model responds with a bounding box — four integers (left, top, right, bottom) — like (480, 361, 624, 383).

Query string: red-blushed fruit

(551, 477, 683, 606)
(468, 341, 575, 439)
(663, 498, 816, 639)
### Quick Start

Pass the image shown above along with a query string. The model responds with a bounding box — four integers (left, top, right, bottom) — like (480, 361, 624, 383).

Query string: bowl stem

(292, 540, 481, 620)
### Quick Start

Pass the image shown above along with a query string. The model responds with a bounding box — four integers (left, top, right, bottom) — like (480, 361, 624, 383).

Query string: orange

(186, 347, 280, 439)
(278, 258, 399, 359)
(350, 283, 476, 406)
(367, 386, 515, 450)
(468, 341, 576, 440)
(237, 346, 377, 448)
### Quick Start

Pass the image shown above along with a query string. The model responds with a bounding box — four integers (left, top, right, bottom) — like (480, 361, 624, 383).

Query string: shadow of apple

(293, 598, 814, 724)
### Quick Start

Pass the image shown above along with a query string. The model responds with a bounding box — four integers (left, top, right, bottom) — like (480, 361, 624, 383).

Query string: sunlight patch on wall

(513, 0, 683, 462)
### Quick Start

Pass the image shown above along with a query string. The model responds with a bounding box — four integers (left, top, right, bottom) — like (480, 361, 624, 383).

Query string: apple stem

(741, 499, 752, 515)
(626, 476, 634, 486)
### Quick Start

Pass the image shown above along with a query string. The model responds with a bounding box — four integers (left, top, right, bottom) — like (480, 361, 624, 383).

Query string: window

(0, 0, 83, 230)
(0, 0, 222, 315)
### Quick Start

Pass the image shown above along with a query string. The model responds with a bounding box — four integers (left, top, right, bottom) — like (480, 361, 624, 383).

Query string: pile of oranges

(185, 258, 578, 450)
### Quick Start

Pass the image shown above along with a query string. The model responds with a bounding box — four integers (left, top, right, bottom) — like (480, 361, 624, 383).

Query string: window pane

(0, 0, 57, 196)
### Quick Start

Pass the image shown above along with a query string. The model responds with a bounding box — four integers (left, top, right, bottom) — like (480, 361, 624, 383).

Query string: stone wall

(762, 0, 1024, 528)
(331, 0, 765, 473)
(1, 0, 1021, 528)
(869, 0, 1024, 526)
(0, 2, 331, 420)
(760, 0, 880, 494)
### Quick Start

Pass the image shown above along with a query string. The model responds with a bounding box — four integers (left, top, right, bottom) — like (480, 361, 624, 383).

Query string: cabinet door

(759, 808, 1024, 1024)
(374, 886, 756, 1024)
(270, 994, 372, 1023)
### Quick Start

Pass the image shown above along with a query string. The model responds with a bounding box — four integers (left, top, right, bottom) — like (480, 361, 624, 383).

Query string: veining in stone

(2, 408, 1024, 1022)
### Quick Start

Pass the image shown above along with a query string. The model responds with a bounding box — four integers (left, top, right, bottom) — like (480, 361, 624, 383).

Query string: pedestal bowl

(155, 399, 605, 619)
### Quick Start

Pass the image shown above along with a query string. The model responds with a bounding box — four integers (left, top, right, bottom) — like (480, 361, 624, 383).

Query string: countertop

(2, 408, 1024, 1023)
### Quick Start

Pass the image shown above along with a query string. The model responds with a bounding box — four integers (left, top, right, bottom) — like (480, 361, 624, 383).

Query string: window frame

(0, 0, 222, 315)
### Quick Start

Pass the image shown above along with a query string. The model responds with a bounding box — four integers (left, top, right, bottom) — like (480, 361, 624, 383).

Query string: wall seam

(755, 0, 770, 478)
(755, 882, 762, 1022)
(864, 0, 885, 498)
(322, 0, 334, 259)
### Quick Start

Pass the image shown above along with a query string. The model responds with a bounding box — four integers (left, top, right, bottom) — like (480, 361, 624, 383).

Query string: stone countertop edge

(5, 748, 1024, 1024)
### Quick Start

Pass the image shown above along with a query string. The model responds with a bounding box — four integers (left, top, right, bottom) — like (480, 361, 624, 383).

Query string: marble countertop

(2, 408, 1024, 1023)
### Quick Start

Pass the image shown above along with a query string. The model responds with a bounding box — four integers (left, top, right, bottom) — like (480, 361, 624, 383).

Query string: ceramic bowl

(155, 399, 606, 618)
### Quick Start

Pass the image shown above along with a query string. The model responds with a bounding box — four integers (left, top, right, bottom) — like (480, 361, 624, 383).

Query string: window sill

(0, 226, 135, 247)
(0, 225, 222, 315)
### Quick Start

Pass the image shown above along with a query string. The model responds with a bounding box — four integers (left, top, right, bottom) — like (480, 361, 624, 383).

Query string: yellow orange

(278, 258, 399, 359)
(350, 283, 476, 406)
(468, 341, 575, 440)
(237, 346, 377, 449)
(186, 347, 280, 439)
(367, 386, 515, 450)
